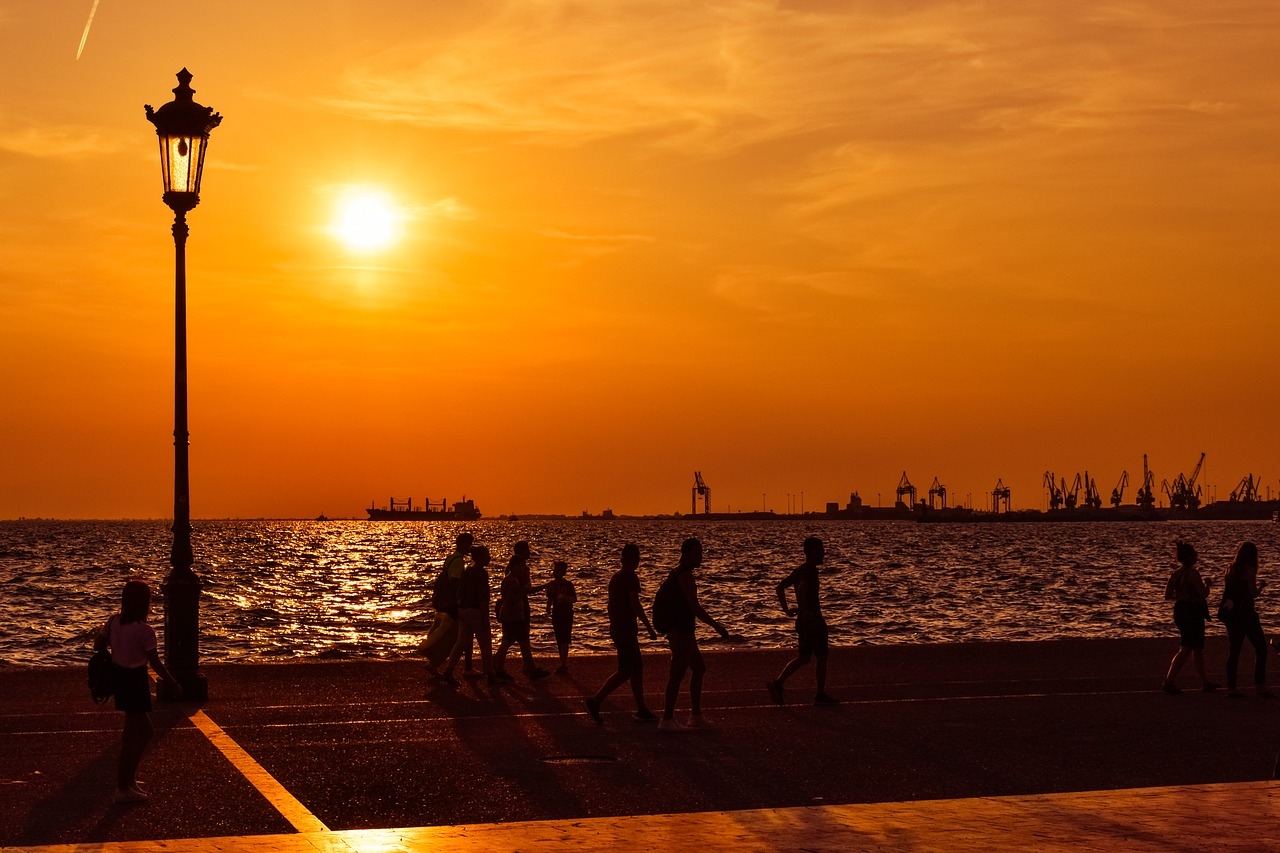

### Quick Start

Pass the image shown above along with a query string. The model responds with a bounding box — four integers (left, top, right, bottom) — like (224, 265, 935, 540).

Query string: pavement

(2, 637, 1279, 851)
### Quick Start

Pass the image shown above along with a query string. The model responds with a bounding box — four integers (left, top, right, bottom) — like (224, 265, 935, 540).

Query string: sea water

(3, 518, 1277, 668)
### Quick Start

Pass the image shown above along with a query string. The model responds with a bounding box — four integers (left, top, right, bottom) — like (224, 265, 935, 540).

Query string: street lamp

(145, 68, 221, 701)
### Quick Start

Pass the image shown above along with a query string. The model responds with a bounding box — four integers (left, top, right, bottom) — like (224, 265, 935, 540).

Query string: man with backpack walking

(653, 537, 730, 732)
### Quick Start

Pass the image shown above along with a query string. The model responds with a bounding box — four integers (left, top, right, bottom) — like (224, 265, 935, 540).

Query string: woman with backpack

(1161, 541, 1218, 694)
(95, 578, 182, 802)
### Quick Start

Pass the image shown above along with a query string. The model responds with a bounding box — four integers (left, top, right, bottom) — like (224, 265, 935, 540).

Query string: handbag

(88, 615, 115, 705)
(1215, 596, 1232, 623)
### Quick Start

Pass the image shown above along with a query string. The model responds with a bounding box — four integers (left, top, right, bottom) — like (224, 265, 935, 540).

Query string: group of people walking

(1163, 540, 1271, 697)
(92, 532, 1273, 804)
(420, 533, 838, 731)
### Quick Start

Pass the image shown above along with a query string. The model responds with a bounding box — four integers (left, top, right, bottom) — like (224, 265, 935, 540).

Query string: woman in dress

(95, 578, 182, 802)
(1161, 541, 1218, 693)
(1221, 541, 1271, 697)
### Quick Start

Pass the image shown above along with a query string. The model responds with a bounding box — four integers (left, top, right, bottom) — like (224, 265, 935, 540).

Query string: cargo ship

(366, 496, 482, 521)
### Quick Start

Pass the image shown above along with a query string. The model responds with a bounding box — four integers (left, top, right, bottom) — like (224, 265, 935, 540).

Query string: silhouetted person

(422, 532, 472, 680)
(767, 536, 838, 705)
(95, 578, 181, 803)
(585, 543, 657, 723)
(545, 560, 577, 673)
(440, 545, 499, 686)
(1221, 541, 1271, 697)
(658, 538, 730, 732)
(494, 541, 550, 681)
(1162, 541, 1218, 693)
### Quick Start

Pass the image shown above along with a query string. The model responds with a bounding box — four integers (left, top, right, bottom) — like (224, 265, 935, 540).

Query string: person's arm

(776, 573, 797, 615)
(629, 589, 657, 640)
(146, 648, 182, 697)
(679, 572, 729, 638)
(93, 618, 110, 652)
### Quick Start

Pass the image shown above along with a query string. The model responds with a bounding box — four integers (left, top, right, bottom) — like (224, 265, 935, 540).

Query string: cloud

(0, 125, 115, 158)
(316, 0, 1278, 163)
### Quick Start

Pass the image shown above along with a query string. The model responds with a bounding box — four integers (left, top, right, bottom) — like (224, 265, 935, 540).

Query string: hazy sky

(2, 1, 1279, 519)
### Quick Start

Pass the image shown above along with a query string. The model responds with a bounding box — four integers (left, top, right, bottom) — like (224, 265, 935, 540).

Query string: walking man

(585, 543, 657, 723)
(767, 536, 838, 705)
(658, 537, 730, 732)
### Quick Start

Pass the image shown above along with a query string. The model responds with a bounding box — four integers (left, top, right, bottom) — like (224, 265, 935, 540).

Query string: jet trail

(76, 0, 101, 60)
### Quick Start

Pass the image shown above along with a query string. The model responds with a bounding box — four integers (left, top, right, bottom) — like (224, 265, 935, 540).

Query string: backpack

(651, 570, 685, 635)
(431, 554, 465, 610)
(88, 617, 114, 704)
(1163, 568, 1184, 601)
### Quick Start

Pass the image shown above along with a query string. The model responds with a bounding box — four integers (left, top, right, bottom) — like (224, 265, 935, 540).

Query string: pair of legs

(1226, 614, 1268, 694)
(443, 607, 493, 680)
(553, 612, 572, 671)
(589, 633, 651, 718)
(771, 650, 828, 693)
(119, 711, 152, 792)
(495, 620, 544, 677)
(662, 630, 706, 720)
(1164, 603, 1216, 692)
(1164, 646, 1212, 690)
(114, 665, 153, 800)
(769, 616, 835, 704)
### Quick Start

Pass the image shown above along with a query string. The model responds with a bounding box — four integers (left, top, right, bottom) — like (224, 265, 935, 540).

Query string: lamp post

(145, 69, 221, 701)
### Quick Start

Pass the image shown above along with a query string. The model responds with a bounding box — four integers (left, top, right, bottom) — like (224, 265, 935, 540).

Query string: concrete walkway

(3, 639, 1278, 851)
(6, 782, 1278, 852)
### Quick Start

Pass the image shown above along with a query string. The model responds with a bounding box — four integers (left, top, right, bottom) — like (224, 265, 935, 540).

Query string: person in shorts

(658, 538, 730, 731)
(766, 537, 838, 706)
(545, 561, 578, 673)
(96, 578, 182, 803)
(585, 543, 657, 722)
(1162, 540, 1218, 693)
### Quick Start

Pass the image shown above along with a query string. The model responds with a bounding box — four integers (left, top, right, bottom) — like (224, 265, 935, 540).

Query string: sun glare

(333, 192, 400, 250)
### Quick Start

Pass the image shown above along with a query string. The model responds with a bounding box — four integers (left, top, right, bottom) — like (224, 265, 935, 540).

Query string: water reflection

(2, 518, 1278, 667)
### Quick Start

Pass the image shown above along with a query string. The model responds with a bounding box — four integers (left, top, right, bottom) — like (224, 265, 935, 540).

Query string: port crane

(1110, 471, 1129, 507)
(1064, 474, 1083, 510)
(1166, 452, 1206, 511)
(895, 472, 917, 510)
(1229, 473, 1261, 502)
(1044, 471, 1064, 510)
(692, 471, 711, 515)
(1083, 471, 1103, 509)
(992, 479, 1011, 513)
(1136, 455, 1156, 509)
(928, 477, 947, 509)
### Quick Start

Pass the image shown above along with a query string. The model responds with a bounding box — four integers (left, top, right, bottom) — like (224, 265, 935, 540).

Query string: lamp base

(158, 671, 206, 703)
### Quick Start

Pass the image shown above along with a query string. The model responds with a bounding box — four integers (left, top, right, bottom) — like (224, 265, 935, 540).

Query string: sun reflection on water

(4, 518, 1279, 666)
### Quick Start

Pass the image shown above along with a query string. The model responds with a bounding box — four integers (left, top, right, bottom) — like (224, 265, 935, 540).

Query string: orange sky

(2, 2, 1279, 519)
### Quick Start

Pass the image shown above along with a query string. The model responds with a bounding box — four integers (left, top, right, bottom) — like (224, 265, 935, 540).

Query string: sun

(332, 191, 400, 250)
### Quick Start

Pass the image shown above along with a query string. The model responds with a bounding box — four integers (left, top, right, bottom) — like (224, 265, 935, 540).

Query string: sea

(3, 518, 1278, 669)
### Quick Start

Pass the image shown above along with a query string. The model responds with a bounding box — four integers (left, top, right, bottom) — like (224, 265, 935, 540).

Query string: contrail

(76, 0, 101, 60)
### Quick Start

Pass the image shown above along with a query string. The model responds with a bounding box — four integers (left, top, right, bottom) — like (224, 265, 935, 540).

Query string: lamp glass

(159, 134, 206, 195)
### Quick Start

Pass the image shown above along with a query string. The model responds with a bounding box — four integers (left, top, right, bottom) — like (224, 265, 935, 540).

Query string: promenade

(3, 637, 1278, 851)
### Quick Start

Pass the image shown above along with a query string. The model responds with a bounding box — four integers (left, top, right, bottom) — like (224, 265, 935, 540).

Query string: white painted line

(188, 708, 330, 833)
